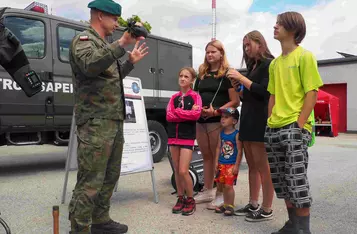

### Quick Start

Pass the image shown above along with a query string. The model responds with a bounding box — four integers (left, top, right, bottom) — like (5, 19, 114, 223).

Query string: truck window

(58, 26, 83, 62)
(4, 16, 45, 59)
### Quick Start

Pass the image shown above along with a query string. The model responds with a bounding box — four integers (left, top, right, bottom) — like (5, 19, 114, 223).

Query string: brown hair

(241, 30, 275, 69)
(179, 67, 196, 89)
(198, 40, 230, 79)
(277, 11, 306, 45)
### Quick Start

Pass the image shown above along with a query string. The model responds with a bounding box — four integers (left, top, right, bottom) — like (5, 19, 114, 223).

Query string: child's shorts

(214, 164, 237, 186)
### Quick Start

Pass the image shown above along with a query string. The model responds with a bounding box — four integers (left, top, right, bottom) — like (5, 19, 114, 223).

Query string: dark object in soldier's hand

(125, 19, 148, 38)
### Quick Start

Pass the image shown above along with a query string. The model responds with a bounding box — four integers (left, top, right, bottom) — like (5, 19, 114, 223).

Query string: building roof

(336, 51, 356, 58)
(318, 56, 357, 66)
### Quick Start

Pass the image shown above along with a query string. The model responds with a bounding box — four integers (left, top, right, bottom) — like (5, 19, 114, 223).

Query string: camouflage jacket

(69, 26, 134, 125)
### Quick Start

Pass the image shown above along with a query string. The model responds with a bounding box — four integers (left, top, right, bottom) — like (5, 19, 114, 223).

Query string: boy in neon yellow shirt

(265, 11, 323, 234)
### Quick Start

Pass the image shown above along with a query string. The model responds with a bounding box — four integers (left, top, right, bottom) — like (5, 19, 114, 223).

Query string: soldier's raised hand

(127, 41, 149, 64)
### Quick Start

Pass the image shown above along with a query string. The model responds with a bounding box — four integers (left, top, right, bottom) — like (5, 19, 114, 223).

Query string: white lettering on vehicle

(3, 78, 13, 90)
(0, 77, 174, 98)
(0, 78, 74, 93)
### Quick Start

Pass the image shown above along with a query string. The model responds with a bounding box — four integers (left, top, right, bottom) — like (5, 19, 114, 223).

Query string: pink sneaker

(172, 196, 185, 214)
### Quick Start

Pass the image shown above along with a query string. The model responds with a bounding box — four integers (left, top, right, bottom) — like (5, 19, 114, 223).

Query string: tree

(118, 15, 152, 33)
(79, 20, 90, 24)
(78, 15, 152, 34)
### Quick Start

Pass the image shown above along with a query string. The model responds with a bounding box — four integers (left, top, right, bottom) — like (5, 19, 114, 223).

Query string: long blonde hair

(198, 40, 230, 79)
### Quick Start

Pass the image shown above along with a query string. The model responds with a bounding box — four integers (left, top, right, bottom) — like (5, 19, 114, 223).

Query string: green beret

(88, 0, 122, 16)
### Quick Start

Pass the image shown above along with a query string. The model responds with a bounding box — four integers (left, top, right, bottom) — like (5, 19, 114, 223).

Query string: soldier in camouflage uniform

(68, 0, 148, 233)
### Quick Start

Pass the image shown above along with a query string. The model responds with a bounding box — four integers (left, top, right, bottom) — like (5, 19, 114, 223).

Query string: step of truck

(6, 132, 42, 146)
(54, 131, 69, 145)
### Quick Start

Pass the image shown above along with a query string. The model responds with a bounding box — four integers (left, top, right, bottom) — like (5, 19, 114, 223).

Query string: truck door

(50, 20, 85, 131)
(157, 41, 193, 108)
(0, 13, 53, 133)
(111, 30, 159, 108)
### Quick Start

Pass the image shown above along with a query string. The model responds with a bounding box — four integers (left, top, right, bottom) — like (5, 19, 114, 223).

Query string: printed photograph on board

(125, 100, 136, 123)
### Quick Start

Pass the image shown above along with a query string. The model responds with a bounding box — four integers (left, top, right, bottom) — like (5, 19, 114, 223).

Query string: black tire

(170, 168, 201, 192)
(148, 120, 168, 163)
(0, 216, 11, 234)
(171, 173, 177, 191)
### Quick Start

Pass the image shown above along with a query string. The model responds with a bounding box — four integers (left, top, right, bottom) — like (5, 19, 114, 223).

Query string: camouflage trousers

(68, 118, 124, 232)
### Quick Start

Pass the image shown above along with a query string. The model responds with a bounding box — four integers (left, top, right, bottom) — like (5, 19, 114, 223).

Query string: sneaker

(207, 193, 224, 210)
(182, 197, 196, 216)
(172, 196, 185, 214)
(194, 188, 214, 204)
(234, 203, 259, 216)
(91, 219, 128, 234)
(245, 208, 273, 222)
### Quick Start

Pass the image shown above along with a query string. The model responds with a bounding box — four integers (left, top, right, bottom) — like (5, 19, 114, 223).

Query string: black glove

(0, 8, 42, 97)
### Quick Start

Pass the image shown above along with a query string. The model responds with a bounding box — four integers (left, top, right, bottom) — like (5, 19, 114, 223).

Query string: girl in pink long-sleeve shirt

(166, 67, 202, 216)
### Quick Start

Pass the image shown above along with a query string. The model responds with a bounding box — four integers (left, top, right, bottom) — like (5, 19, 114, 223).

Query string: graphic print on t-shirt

(221, 140, 234, 159)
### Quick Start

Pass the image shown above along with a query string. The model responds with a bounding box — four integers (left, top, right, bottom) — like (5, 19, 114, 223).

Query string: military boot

(69, 214, 91, 234)
(69, 231, 91, 234)
(91, 220, 128, 234)
(69, 224, 91, 233)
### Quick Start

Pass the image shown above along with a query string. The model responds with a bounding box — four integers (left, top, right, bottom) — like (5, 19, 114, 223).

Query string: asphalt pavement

(0, 134, 356, 234)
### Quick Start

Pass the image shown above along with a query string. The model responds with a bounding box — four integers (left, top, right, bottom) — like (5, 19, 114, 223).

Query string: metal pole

(151, 169, 159, 204)
(61, 112, 76, 204)
(212, 0, 216, 41)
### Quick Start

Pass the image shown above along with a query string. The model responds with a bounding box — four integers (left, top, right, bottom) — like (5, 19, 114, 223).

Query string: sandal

(215, 204, 226, 213)
(224, 205, 235, 216)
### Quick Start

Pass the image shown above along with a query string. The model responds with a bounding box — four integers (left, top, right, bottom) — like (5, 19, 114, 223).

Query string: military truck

(0, 3, 193, 163)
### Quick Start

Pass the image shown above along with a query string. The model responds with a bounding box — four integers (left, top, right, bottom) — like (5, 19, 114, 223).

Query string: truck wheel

(148, 120, 168, 163)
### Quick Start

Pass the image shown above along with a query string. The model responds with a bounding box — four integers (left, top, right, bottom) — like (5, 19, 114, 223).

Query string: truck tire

(148, 120, 168, 163)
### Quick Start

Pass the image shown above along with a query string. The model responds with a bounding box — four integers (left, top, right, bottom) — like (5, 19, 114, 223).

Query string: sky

(2, 0, 357, 69)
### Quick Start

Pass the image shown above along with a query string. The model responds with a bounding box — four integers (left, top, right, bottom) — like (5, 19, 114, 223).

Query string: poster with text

(121, 77, 153, 174)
